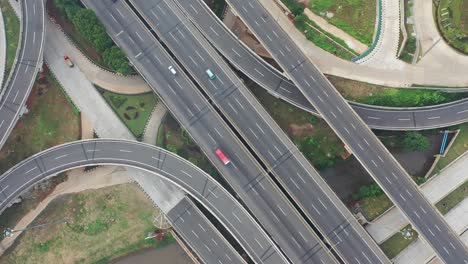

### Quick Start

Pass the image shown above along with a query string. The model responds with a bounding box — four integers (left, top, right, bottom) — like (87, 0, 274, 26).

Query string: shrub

(354, 183, 383, 199)
(109, 94, 127, 109)
(52, 0, 133, 75)
(403, 131, 430, 152)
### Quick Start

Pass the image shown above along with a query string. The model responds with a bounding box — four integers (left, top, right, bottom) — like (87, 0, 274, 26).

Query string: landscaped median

(95, 86, 158, 140)
(436, 0, 468, 54)
(279, 0, 359, 60)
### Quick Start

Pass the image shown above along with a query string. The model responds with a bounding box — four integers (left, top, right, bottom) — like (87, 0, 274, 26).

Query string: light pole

(3, 219, 68, 238)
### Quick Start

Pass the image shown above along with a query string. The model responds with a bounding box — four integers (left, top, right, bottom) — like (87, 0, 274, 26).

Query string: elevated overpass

(225, 0, 468, 262)
(0, 0, 45, 149)
(0, 139, 285, 264)
(175, 0, 468, 131)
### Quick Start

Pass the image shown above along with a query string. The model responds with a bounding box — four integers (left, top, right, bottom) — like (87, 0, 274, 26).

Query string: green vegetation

(247, 80, 345, 170)
(158, 114, 221, 179)
(0, 0, 20, 86)
(436, 181, 468, 215)
(212, 0, 226, 18)
(358, 195, 393, 221)
(436, 0, 468, 54)
(280, 0, 357, 60)
(434, 123, 468, 172)
(96, 86, 158, 140)
(402, 131, 430, 152)
(399, 36, 417, 63)
(52, 0, 134, 75)
(0, 68, 80, 174)
(357, 88, 465, 107)
(380, 131, 431, 152)
(1, 184, 175, 264)
(381, 225, 418, 259)
(353, 183, 384, 200)
(399, 1, 417, 63)
(309, 0, 377, 45)
(356, 176, 426, 220)
(329, 75, 468, 107)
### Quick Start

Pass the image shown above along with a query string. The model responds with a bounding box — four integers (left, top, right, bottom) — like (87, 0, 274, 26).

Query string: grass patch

(434, 123, 468, 172)
(328, 75, 467, 107)
(436, 181, 468, 215)
(436, 0, 468, 54)
(358, 194, 393, 221)
(1, 184, 175, 264)
(158, 114, 221, 179)
(309, 0, 377, 45)
(0, 0, 20, 86)
(380, 225, 418, 259)
(280, 0, 358, 59)
(247, 79, 345, 170)
(0, 67, 80, 174)
(96, 86, 157, 140)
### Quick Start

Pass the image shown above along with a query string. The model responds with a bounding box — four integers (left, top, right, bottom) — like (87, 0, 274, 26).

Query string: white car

(168, 65, 177, 75)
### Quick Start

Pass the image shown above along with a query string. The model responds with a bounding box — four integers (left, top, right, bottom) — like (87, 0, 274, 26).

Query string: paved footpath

(143, 103, 168, 145)
(258, 0, 468, 87)
(394, 197, 468, 263)
(366, 151, 468, 243)
(46, 18, 151, 94)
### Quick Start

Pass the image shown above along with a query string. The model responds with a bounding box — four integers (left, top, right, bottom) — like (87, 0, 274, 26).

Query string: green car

(205, 69, 216, 80)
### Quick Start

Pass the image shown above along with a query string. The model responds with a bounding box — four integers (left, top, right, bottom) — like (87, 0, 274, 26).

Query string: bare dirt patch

(289, 123, 315, 137)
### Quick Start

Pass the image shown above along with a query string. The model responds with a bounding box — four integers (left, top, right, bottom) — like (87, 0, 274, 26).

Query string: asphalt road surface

(131, 0, 390, 263)
(0, 139, 280, 264)
(226, 0, 468, 262)
(83, 0, 337, 263)
(0, 0, 45, 149)
(174, 0, 468, 131)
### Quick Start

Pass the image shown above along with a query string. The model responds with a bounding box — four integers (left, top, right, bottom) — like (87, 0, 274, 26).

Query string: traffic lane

(88, 1, 314, 262)
(145, 1, 387, 263)
(128, 1, 338, 263)
(174, 0, 285, 91)
(0, 0, 44, 147)
(0, 139, 285, 264)
(173, 0, 468, 132)
(150, 4, 386, 263)
(167, 198, 246, 264)
(288, 32, 468, 263)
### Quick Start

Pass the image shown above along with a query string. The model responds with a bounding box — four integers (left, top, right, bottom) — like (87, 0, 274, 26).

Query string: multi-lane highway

(225, 0, 468, 262)
(174, 0, 468, 131)
(130, 1, 390, 263)
(0, 139, 284, 264)
(83, 0, 338, 263)
(0, 0, 45, 149)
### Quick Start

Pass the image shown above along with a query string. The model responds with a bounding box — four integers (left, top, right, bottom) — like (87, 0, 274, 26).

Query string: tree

(403, 131, 430, 152)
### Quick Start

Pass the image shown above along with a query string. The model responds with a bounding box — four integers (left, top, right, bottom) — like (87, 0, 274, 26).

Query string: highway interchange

(0, 0, 466, 263)
(172, 0, 468, 131)
(127, 0, 389, 263)
(224, 0, 468, 262)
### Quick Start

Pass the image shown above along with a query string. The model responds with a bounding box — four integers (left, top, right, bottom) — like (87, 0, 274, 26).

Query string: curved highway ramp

(0, 0, 45, 149)
(175, 0, 468, 131)
(0, 139, 287, 264)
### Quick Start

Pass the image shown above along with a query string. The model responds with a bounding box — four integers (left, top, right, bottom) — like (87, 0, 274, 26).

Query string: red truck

(215, 148, 231, 165)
